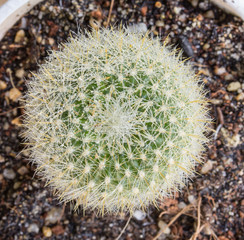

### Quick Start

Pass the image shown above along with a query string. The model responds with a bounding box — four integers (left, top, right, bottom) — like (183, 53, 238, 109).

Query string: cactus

(23, 28, 210, 215)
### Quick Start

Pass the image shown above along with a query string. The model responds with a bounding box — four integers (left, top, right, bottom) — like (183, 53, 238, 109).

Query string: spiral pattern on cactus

(23, 29, 210, 214)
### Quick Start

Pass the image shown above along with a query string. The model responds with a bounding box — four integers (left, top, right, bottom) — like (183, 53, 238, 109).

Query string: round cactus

(23, 29, 210, 215)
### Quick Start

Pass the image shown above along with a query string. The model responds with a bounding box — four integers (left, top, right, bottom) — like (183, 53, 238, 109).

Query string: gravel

(0, 0, 243, 239)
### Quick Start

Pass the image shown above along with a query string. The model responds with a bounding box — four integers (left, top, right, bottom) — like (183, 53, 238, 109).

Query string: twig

(191, 197, 202, 240)
(6, 68, 15, 88)
(106, 0, 115, 28)
(216, 107, 224, 125)
(115, 215, 132, 240)
(153, 204, 194, 240)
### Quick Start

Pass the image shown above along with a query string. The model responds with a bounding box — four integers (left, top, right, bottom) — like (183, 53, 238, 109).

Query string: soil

(0, 0, 243, 239)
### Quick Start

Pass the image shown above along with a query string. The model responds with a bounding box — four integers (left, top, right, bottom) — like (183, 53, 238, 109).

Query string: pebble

(178, 35, 194, 57)
(204, 10, 214, 19)
(155, 20, 164, 27)
(0, 155, 5, 163)
(203, 43, 210, 50)
(0, 80, 7, 90)
(15, 68, 25, 79)
(179, 14, 187, 22)
(13, 181, 22, 189)
(236, 92, 244, 101)
(203, 224, 213, 235)
(8, 88, 22, 102)
(17, 166, 29, 175)
(14, 30, 25, 43)
(158, 220, 171, 234)
(224, 73, 234, 81)
(3, 168, 16, 180)
(11, 117, 22, 126)
(227, 81, 241, 92)
(174, 7, 181, 14)
(178, 201, 187, 209)
(42, 226, 52, 237)
(189, 0, 199, 7)
(127, 23, 148, 33)
(133, 210, 146, 221)
(188, 195, 197, 204)
(45, 207, 63, 224)
(214, 66, 226, 75)
(155, 1, 162, 8)
(48, 38, 55, 45)
(27, 223, 39, 233)
(141, 6, 147, 16)
(201, 160, 213, 174)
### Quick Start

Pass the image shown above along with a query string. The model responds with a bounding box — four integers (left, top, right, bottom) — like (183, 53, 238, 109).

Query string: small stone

(214, 66, 226, 76)
(158, 220, 171, 234)
(189, 0, 199, 7)
(224, 74, 234, 81)
(211, 99, 223, 105)
(17, 166, 29, 175)
(133, 210, 146, 221)
(174, 7, 181, 14)
(45, 207, 63, 224)
(227, 82, 241, 92)
(36, 35, 42, 44)
(204, 10, 214, 18)
(14, 30, 25, 43)
(0, 155, 5, 163)
(188, 195, 197, 204)
(15, 68, 25, 79)
(0, 80, 7, 90)
(128, 23, 148, 33)
(48, 38, 55, 46)
(42, 226, 52, 237)
(201, 160, 213, 174)
(236, 92, 244, 101)
(141, 6, 148, 16)
(9, 88, 22, 102)
(11, 117, 22, 126)
(27, 223, 39, 233)
(13, 181, 22, 189)
(155, 1, 162, 8)
(203, 224, 213, 235)
(178, 201, 187, 209)
(155, 20, 164, 27)
(203, 43, 210, 50)
(3, 168, 16, 180)
(179, 14, 187, 22)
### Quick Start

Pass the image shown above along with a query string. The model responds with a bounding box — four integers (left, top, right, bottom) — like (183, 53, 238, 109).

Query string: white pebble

(201, 160, 213, 174)
(158, 220, 171, 234)
(133, 210, 146, 221)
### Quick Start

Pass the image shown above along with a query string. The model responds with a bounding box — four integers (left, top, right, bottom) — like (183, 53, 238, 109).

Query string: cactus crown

(23, 28, 210, 215)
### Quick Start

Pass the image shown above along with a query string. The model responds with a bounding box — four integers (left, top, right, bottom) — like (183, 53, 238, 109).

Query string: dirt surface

(0, 0, 243, 239)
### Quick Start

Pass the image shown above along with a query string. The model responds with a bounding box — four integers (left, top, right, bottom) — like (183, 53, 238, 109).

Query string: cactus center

(97, 99, 138, 142)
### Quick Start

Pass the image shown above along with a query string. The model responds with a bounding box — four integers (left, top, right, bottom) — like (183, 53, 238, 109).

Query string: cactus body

(23, 29, 210, 214)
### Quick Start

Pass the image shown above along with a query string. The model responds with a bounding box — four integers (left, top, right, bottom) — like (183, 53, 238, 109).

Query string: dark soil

(0, 0, 243, 239)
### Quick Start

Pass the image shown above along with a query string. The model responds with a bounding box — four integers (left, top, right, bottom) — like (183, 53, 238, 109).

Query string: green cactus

(23, 28, 210, 215)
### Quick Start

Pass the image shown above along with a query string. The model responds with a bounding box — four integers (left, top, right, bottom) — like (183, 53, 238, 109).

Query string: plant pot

(0, 0, 44, 41)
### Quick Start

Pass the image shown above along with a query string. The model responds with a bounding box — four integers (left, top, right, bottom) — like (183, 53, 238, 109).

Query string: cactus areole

(23, 29, 210, 215)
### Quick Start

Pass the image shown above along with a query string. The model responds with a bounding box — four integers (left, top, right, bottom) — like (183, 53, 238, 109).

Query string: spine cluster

(23, 29, 210, 215)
